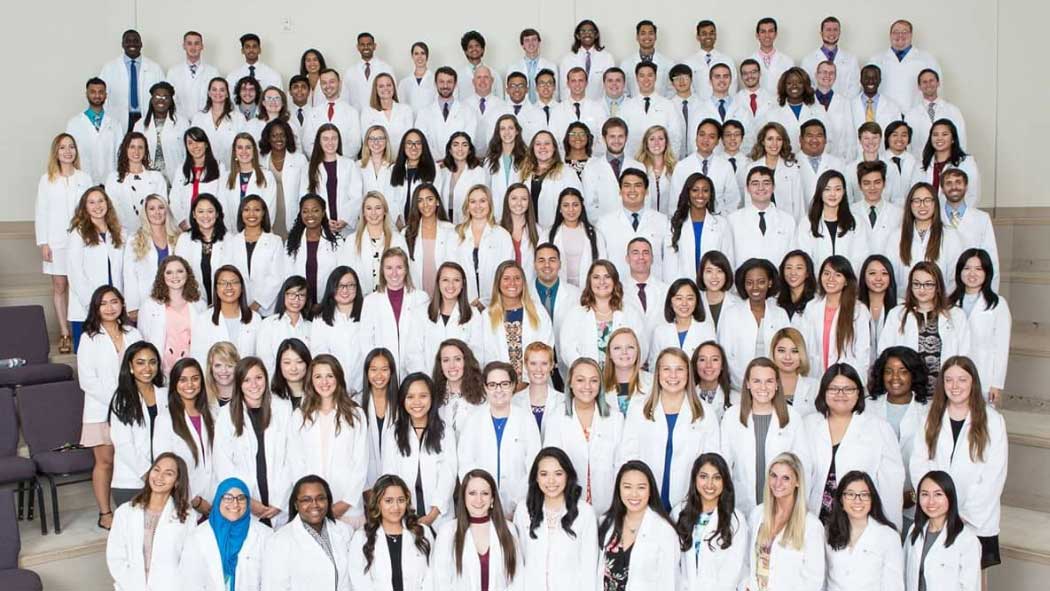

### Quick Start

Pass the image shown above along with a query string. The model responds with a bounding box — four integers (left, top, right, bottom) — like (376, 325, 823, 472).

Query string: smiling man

(99, 29, 163, 132)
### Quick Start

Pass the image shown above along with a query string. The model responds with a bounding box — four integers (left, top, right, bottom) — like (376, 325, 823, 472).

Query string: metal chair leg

(36, 476, 48, 535)
(16, 481, 24, 520)
(27, 481, 34, 520)
(48, 476, 61, 534)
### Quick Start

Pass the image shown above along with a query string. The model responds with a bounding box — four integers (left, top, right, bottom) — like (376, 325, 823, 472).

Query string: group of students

(27, 12, 1014, 591)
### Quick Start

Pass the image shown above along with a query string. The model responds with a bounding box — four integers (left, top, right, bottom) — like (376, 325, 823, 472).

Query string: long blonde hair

(643, 348, 704, 422)
(204, 341, 240, 406)
(359, 125, 393, 168)
(354, 191, 395, 252)
(132, 194, 181, 260)
(46, 133, 81, 181)
(225, 133, 267, 190)
(756, 452, 809, 551)
(602, 327, 644, 393)
(455, 184, 498, 240)
(634, 125, 677, 175)
(375, 247, 416, 293)
(518, 130, 566, 180)
(486, 260, 542, 330)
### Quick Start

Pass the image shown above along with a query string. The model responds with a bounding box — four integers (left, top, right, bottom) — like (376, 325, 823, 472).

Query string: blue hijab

(209, 478, 252, 589)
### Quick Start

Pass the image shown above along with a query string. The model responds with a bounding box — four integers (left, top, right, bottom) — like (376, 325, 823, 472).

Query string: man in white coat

(506, 28, 560, 103)
(941, 169, 999, 289)
(850, 160, 903, 249)
(800, 16, 860, 100)
(581, 118, 643, 219)
(904, 68, 967, 157)
(798, 120, 846, 207)
(504, 72, 546, 144)
(749, 18, 794, 95)
(287, 76, 311, 148)
(690, 64, 748, 142)
(596, 168, 671, 281)
(600, 68, 629, 121)
(621, 62, 685, 157)
(455, 30, 503, 100)
(465, 65, 511, 147)
(416, 67, 480, 159)
(302, 69, 362, 157)
(851, 65, 905, 143)
(66, 78, 123, 184)
(671, 119, 743, 214)
(813, 61, 857, 161)
(226, 33, 282, 94)
(683, 20, 737, 99)
(668, 65, 704, 157)
(733, 59, 777, 154)
(550, 67, 607, 155)
(870, 19, 942, 110)
(166, 31, 219, 118)
(531, 69, 561, 136)
(341, 32, 395, 111)
(99, 29, 164, 132)
(621, 20, 674, 98)
(622, 237, 669, 342)
(531, 243, 582, 384)
(727, 166, 796, 268)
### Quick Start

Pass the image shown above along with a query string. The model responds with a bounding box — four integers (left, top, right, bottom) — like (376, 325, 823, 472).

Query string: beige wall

(1, 0, 1040, 222)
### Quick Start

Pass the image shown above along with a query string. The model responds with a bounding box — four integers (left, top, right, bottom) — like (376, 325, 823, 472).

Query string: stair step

(18, 506, 108, 568)
(1001, 505, 1050, 565)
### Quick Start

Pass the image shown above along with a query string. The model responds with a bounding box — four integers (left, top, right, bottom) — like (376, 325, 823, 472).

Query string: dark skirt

(978, 535, 1001, 569)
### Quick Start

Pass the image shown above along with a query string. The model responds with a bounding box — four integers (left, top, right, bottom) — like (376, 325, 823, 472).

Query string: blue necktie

(631, 212, 640, 231)
(718, 99, 726, 121)
(129, 59, 139, 111)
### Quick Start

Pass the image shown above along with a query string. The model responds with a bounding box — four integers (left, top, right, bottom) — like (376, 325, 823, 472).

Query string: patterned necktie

(718, 99, 726, 121)
(631, 212, 640, 231)
(189, 63, 197, 77)
(364, 61, 371, 80)
(927, 101, 936, 122)
(702, 159, 709, 176)
(705, 53, 712, 66)
(249, 65, 256, 79)
(865, 97, 875, 122)
(297, 107, 304, 125)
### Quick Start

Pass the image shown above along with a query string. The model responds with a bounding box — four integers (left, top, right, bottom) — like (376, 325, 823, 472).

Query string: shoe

(97, 511, 113, 530)
(58, 335, 72, 354)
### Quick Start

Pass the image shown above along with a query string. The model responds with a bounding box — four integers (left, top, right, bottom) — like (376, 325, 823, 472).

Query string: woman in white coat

(950, 249, 1011, 404)
(801, 255, 872, 382)
(382, 372, 458, 526)
(559, 260, 647, 371)
(179, 477, 271, 591)
(123, 194, 182, 318)
(511, 343, 563, 431)
(433, 339, 489, 438)
(546, 187, 606, 288)
(35, 133, 94, 351)
(105, 132, 168, 235)
(884, 183, 964, 299)
(358, 124, 395, 197)
(217, 134, 278, 230)
(191, 77, 246, 167)
(913, 119, 981, 207)
(796, 170, 872, 272)
(690, 340, 740, 421)
(621, 348, 721, 512)
(170, 128, 228, 230)
(67, 187, 125, 349)
(438, 132, 490, 225)
(299, 123, 362, 235)
(746, 123, 806, 221)
(288, 355, 369, 523)
(448, 184, 515, 306)
(262, 475, 354, 591)
(458, 361, 542, 515)
(285, 194, 342, 306)
(766, 68, 832, 156)
(348, 475, 435, 591)
(106, 453, 196, 591)
(213, 357, 294, 527)
(824, 471, 905, 591)
(339, 191, 409, 294)
(309, 266, 365, 389)
(512, 447, 599, 591)
(636, 125, 676, 216)
(360, 74, 415, 152)
(77, 286, 143, 529)
(154, 358, 215, 517)
(596, 461, 680, 591)
(191, 266, 261, 361)
(480, 261, 553, 377)
(804, 364, 906, 528)
(223, 198, 283, 316)
(721, 358, 811, 516)
(698, 251, 742, 330)
(748, 452, 826, 591)
(255, 276, 312, 378)
(134, 82, 188, 185)
(137, 255, 208, 374)
(403, 183, 457, 298)
(601, 327, 653, 417)
(398, 43, 438, 110)
(663, 172, 735, 282)
(432, 469, 524, 591)
(905, 471, 982, 591)
(672, 453, 749, 591)
(910, 357, 1007, 572)
(359, 247, 430, 375)
(388, 129, 440, 226)
(543, 358, 624, 516)
(108, 342, 169, 506)
(518, 131, 583, 228)
(174, 194, 230, 307)
(769, 327, 819, 416)
(421, 262, 485, 366)
(717, 258, 791, 388)
(359, 349, 398, 490)
(485, 115, 527, 217)
(259, 119, 307, 236)
(648, 278, 717, 368)
(498, 182, 543, 278)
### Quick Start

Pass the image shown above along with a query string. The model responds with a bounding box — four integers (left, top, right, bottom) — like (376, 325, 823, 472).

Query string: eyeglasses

(911, 197, 936, 206)
(336, 282, 357, 292)
(486, 380, 514, 391)
(536, 80, 555, 87)
(404, 140, 423, 147)
(568, 131, 589, 137)
(842, 491, 872, 502)
(217, 280, 241, 288)
(507, 83, 527, 90)
(826, 386, 859, 397)
(748, 180, 774, 188)
(151, 95, 171, 101)
(297, 494, 329, 506)
(286, 292, 307, 301)
(367, 136, 386, 142)
(262, 96, 282, 103)
(221, 494, 248, 505)
(911, 281, 938, 291)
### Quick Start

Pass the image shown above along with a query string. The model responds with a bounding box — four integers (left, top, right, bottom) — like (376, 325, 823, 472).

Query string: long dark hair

(949, 248, 999, 309)
(273, 276, 314, 321)
(899, 183, 943, 266)
(427, 262, 474, 324)
(485, 114, 528, 174)
(675, 453, 738, 551)
(807, 170, 855, 237)
(453, 470, 517, 579)
(286, 474, 336, 521)
(826, 470, 897, 550)
(598, 461, 676, 547)
(404, 183, 449, 258)
(525, 448, 582, 539)
(857, 254, 898, 321)
(108, 342, 164, 427)
(921, 119, 968, 169)
(306, 123, 343, 194)
(166, 358, 214, 466)
(814, 363, 866, 416)
(83, 286, 131, 337)
(670, 173, 717, 252)
(817, 255, 859, 359)
(181, 127, 220, 184)
(210, 265, 253, 325)
(431, 338, 487, 406)
(547, 187, 600, 260)
(116, 132, 152, 182)
(868, 346, 929, 404)
(391, 129, 437, 186)
(317, 266, 363, 325)
(393, 373, 446, 456)
(229, 357, 271, 436)
(909, 470, 965, 547)
(202, 77, 234, 118)
(776, 250, 817, 318)
(286, 194, 340, 256)
(236, 194, 271, 233)
(571, 19, 604, 52)
(189, 193, 228, 243)
(270, 338, 312, 402)
(361, 348, 399, 417)
(129, 452, 191, 523)
(440, 131, 481, 171)
(362, 475, 431, 571)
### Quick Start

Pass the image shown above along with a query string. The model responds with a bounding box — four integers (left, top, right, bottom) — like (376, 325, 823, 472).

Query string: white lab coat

(746, 505, 826, 591)
(512, 501, 599, 591)
(134, 115, 189, 185)
(661, 213, 734, 283)
(580, 156, 644, 220)
(804, 411, 906, 528)
(881, 226, 964, 299)
(169, 166, 228, 229)
(870, 48, 942, 110)
(107, 497, 196, 591)
(179, 519, 271, 591)
(380, 422, 458, 522)
(903, 522, 980, 591)
(254, 313, 312, 378)
(882, 152, 920, 205)
(190, 110, 247, 166)
(799, 297, 873, 382)
(262, 515, 353, 591)
(359, 397, 394, 489)
(302, 100, 362, 159)
(215, 170, 277, 230)
(34, 171, 94, 270)
(595, 508, 679, 591)
(341, 58, 396, 111)
(850, 95, 905, 143)
(559, 49, 617, 99)
(725, 203, 796, 270)
(748, 50, 795, 95)
(819, 94, 858, 161)
(398, 71, 438, 112)
(621, 51, 675, 98)
(153, 408, 215, 507)
(643, 166, 675, 216)
(596, 208, 671, 281)
(226, 62, 283, 98)
(260, 152, 309, 232)
(464, 94, 509, 148)
(551, 98, 608, 155)
(298, 156, 364, 232)
(415, 100, 480, 159)
(670, 152, 743, 215)
(284, 236, 342, 300)
(621, 93, 686, 157)
(485, 157, 521, 219)
(288, 406, 369, 516)
(558, 304, 647, 370)
(945, 208, 999, 290)
(213, 402, 294, 518)
(403, 221, 457, 291)
(104, 169, 169, 235)
(877, 306, 971, 360)
(520, 168, 583, 228)
(720, 406, 812, 514)
(764, 104, 833, 161)
(360, 103, 415, 151)
(359, 289, 430, 375)
(67, 109, 123, 183)
(339, 231, 410, 295)
(67, 227, 125, 322)
(447, 224, 515, 304)
(787, 376, 820, 418)
(547, 227, 606, 288)
(909, 406, 1008, 537)
(623, 275, 668, 348)
(225, 232, 284, 314)
(174, 233, 231, 299)
(121, 239, 171, 314)
(850, 199, 902, 250)
(190, 308, 260, 361)
(801, 47, 861, 99)
(795, 215, 872, 273)
(542, 402, 624, 516)
(962, 294, 1011, 393)
(437, 165, 490, 225)
(674, 506, 749, 591)
(308, 312, 365, 392)
(621, 397, 721, 509)
(77, 326, 143, 423)
(109, 388, 169, 489)
(905, 99, 968, 158)
(432, 520, 523, 591)
(648, 319, 717, 368)
(865, 397, 929, 517)
(744, 158, 806, 222)
(99, 55, 164, 123)
(685, 49, 738, 99)
(824, 518, 905, 591)
(731, 88, 778, 153)
(421, 307, 485, 371)
(717, 298, 791, 388)
(135, 297, 208, 361)
(348, 525, 433, 591)
(166, 60, 219, 117)
(457, 403, 541, 512)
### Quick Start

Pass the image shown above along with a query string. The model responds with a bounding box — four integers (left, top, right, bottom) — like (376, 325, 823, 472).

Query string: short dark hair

(618, 167, 649, 189)
(535, 68, 556, 83)
(634, 61, 657, 76)
(884, 121, 913, 149)
(636, 20, 657, 34)
(723, 120, 745, 136)
(601, 117, 627, 137)
(239, 33, 260, 46)
(460, 30, 485, 51)
(800, 119, 827, 136)
(664, 278, 705, 323)
(739, 58, 760, 73)
(861, 63, 882, 77)
(435, 66, 458, 82)
(856, 159, 888, 183)
(357, 32, 374, 42)
(697, 118, 723, 139)
(86, 77, 106, 89)
(603, 67, 626, 82)
(814, 363, 866, 415)
(520, 28, 541, 44)
(941, 168, 969, 186)
(506, 71, 528, 85)
(669, 64, 693, 80)
(696, 20, 716, 33)
(709, 63, 732, 79)
(746, 165, 776, 185)
(183, 31, 202, 42)
(756, 17, 778, 33)
(288, 74, 309, 89)
(821, 16, 841, 29)
(734, 258, 779, 300)
(917, 68, 940, 83)
(535, 242, 560, 257)
(627, 236, 654, 252)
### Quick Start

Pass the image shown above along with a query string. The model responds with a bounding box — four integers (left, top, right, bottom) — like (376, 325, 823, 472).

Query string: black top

(385, 533, 404, 591)
(201, 249, 213, 306)
(603, 538, 633, 591)
(147, 403, 158, 459)
(245, 240, 257, 274)
(246, 407, 269, 508)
